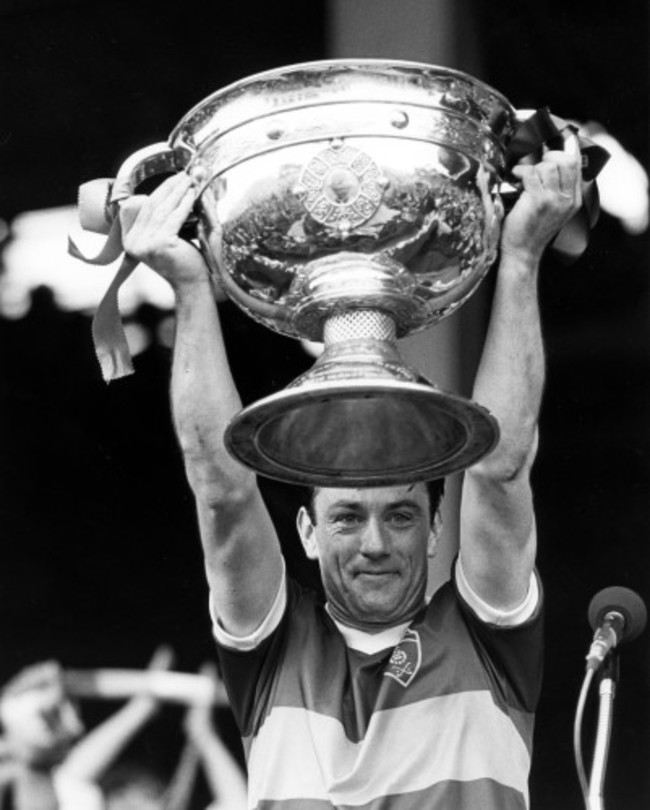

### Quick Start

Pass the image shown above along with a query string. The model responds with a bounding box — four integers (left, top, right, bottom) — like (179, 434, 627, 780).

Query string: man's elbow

(185, 461, 258, 515)
(470, 426, 539, 484)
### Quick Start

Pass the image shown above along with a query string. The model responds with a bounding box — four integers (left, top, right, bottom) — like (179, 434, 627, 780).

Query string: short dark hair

(305, 479, 445, 525)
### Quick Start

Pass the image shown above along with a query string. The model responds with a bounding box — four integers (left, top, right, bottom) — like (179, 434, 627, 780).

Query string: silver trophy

(110, 59, 518, 486)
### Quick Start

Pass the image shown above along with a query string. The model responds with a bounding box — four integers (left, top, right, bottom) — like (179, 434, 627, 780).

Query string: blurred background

(0, 0, 648, 807)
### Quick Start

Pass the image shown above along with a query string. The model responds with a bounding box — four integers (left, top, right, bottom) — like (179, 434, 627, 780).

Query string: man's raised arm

(119, 173, 284, 637)
(459, 131, 583, 611)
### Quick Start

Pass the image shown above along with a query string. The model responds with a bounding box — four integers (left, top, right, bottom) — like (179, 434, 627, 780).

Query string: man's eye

(333, 513, 361, 526)
(389, 512, 415, 526)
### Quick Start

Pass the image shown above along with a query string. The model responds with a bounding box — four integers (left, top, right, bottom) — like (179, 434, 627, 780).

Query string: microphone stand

(577, 588, 647, 808)
(588, 653, 619, 810)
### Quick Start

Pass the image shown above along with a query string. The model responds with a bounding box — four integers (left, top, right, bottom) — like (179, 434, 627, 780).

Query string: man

(119, 130, 582, 809)
(0, 661, 84, 809)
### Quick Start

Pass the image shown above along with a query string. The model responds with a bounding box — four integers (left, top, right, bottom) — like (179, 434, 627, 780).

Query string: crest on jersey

(384, 628, 422, 687)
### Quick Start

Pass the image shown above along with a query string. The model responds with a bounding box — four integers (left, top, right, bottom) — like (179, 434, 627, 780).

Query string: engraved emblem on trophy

(83, 60, 521, 486)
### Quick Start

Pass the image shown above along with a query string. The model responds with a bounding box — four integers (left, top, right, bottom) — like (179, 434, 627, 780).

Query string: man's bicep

(459, 469, 537, 612)
(197, 489, 285, 638)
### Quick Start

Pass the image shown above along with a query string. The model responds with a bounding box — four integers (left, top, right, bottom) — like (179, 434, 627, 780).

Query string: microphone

(586, 586, 647, 671)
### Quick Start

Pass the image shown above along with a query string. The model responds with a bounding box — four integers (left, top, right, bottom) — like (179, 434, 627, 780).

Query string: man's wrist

(498, 245, 544, 277)
(172, 273, 214, 302)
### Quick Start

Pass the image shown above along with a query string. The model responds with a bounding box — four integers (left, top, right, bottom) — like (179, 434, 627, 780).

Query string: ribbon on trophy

(68, 177, 140, 380)
(69, 108, 610, 384)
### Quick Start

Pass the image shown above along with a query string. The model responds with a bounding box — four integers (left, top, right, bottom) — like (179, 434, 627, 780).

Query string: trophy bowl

(113, 59, 518, 486)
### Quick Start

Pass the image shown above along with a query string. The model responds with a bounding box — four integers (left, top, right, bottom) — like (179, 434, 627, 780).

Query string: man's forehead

(314, 483, 428, 508)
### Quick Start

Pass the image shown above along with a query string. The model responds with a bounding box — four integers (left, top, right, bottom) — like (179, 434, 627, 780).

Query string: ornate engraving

(296, 143, 385, 235)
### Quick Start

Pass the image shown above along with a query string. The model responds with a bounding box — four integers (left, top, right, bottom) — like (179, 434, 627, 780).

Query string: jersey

(214, 566, 543, 810)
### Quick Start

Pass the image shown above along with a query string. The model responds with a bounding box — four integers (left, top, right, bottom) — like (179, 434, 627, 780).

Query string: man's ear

(297, 506, 319, 561)
(427, 509, 443, 558)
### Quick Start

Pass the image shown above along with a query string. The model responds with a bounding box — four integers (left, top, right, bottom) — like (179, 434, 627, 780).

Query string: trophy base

(224, 378, 498, 487)
(225, 309, 498, 486)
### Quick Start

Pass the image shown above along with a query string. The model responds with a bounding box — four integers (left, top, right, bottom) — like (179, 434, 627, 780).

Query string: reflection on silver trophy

(109, 60, 519, 486)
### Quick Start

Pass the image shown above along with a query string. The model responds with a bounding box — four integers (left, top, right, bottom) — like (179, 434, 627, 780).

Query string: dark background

(0, 1, 648, 807)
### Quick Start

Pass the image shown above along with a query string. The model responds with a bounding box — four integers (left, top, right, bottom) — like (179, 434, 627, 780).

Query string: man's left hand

(500, 129, 582, 263)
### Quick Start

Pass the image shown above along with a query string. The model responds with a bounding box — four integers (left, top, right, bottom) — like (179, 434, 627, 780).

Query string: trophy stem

(323, 310, 397, 345)
(292, 253, 420, 342)
(287, 309, 422, 391)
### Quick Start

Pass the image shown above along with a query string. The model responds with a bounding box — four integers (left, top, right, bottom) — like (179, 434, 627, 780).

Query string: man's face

(0, 663, 84, 766)
(297, 483, 439, 630)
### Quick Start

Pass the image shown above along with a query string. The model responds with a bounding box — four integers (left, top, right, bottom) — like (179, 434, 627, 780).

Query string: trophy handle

(110, 143, 199, 238)
(76, 143, 191, 236)
(111, 142, 188, 202)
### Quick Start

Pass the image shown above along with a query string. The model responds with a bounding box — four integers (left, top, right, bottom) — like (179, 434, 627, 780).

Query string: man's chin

(349, 594, 420, 629)
(326, 577, 425, 629)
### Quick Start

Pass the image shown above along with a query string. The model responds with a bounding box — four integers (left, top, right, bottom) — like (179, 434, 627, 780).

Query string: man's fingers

(119, 173, 197, 236)
(511, 130, 582, 206)
(562, 127, 581, 157)
(551, 131, 582, 200)
(542, 131, 581, 183)
(146, 172, 196, 214)
(563, 131, 583, 199)
(510, 163, 540, 187)
(118, 195, 148, 234)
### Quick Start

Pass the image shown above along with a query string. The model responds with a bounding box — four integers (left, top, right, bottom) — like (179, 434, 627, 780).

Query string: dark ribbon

(502, 107, 610, 263)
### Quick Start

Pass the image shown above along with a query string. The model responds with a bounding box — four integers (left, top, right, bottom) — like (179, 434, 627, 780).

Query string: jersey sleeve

(455, 555, 540, 626)
(452, 560, 545, 714)
(213, 570, 299, 740)
(211, 561, 287, 651)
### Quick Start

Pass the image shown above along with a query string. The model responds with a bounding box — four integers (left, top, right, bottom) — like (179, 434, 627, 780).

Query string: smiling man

(119, 131, 582, 809)
(298, 483, 442, 629)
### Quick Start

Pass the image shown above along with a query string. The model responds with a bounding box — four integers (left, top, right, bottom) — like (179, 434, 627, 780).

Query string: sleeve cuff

(455, 556, 539, 626)
(210, 562, 287, 651)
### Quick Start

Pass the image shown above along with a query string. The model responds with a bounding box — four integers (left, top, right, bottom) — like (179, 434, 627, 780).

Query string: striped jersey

(214, 567, 543, 810)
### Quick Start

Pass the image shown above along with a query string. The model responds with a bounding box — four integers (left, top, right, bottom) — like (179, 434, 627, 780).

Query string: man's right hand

(118, 172, 210, 292)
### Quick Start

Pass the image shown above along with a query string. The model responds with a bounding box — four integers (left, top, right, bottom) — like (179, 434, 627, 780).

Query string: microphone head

(588, 586, 648, 642)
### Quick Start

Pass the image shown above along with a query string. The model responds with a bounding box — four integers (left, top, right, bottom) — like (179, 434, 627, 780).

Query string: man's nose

(359, 519, 390, 557)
